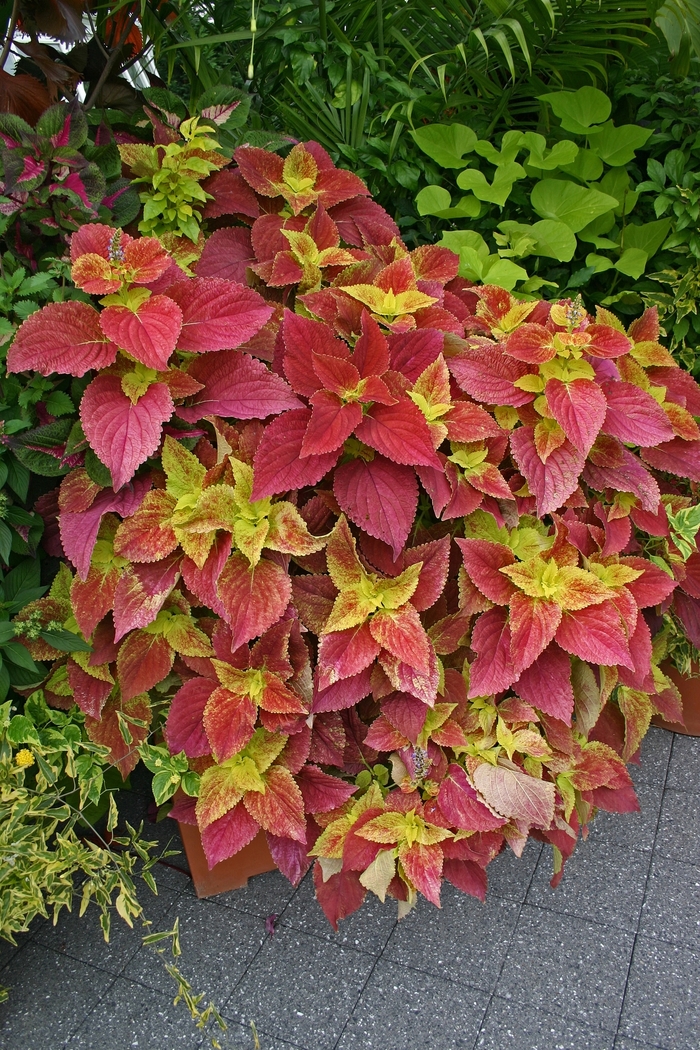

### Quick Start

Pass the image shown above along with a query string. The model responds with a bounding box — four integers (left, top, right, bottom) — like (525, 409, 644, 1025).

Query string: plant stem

(0, 0, 20, 73)
(84, 10, 139, 111)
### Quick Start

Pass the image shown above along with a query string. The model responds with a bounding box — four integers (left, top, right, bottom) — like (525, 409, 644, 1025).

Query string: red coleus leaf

(68, 661, 113, 721)
(468, 607, 517, 697)
(176, 349, 301, 422)
(85, 691, 151, 779)
(503, 323, 556, 364)
(251, 408, 341, 500)
(641, 438, 700, 482)
(509, 592, 562, 675)
(648, 365, 700, 415)
(8, 301, 118, 377)
(196, 227, 255, 283)
(244, 765, 306, 843)
(443, 859, 488, 902)
(266, 829, 314, 886)
(510, 425, 585, 516)
(400, 842, 443, 906)
(312, 666, 374, 712)
(333, 457, 418, 560)
(473, 762, 554, 830)
(515, 643, 574, 723)
(112, 554, 182, 641)
(166, 277, 272, 352)
(204, 686, 257, 761)
(282, 310, 350, 397)
(382, 692, 431, 744)
(313, 863, 366, 931)
(70, 565, 119, 638)
(200, 802, 260, 869)
(555, 601, 632, 667)
(80, 375, 174, 491)
(116, 630, 174, 702)
(355, 399, 442, 469)
(584, 436, 660, 513)
(216, 552, 292, 650)
(296, 764, 356, 813)
(60, 476, 151, 580)
(301, 392, 362, 457)
(389, 329, 444, 383)
(370, 604, 432, 674)
(585, 323, 632, 358)
(439, 764, 506, 831)
(112, 490, 177, 564)
(457, 538, 517, 605)
(544, 378, 607, 457)
(621, 557, 678, 608)
(201, 168, 260, 220)
(165, 677, 214, 757)
(448, 342, 536, 407)
(445, 401, 502, 443)
(601, 380, 675, 446)
(99, 295, 182, 371)
(317, 623, 380, 685)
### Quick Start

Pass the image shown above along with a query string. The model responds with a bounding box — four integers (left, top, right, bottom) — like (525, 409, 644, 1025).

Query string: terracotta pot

(178, 822, 277, 898)
(652, 661, 700, 737)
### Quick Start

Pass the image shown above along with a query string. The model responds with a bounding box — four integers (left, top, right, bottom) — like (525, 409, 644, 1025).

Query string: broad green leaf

(410, 124, 478, 168)
(615, 248, 648, 279)
(523, 134, 579, 170)
(598, 169, 638, 216)
(499, 219, 576, 262)
(539, 86, 611, 134)
(415, 185, 481, 219)
(530, 180, 618, 232)
(585, 253, 615, 274)
(457, 161, 525, 205)
(590, 122, 653, 166)
(559, 149, 604, 182)
(622, 219, 672, 259)
(439, 230, 490, 258)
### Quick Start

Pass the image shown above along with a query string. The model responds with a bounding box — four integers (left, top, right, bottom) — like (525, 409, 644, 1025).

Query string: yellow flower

(14, 748, 34, 769)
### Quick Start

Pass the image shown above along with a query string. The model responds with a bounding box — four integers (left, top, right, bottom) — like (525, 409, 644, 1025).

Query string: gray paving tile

(383, 883, 519, 992)
(665, 733, 700, 793)
(199, 1020, 304, 1049)
(0, 942, 109, 1050)
(336, 960, 488, 1050)
(66, 978, 199, 1048)
(619, 935, 700, 1050)
(486, 838, 542, 902)
(123, 894, 267, 1001)
(225, 927, 375, 1050)
(33, 885, 180, 975)
(279, 870, 396, 955)
(495, 905, 635, 1031)
(631, 726, 673, 787)
(526, 838, 651, 930)
(475, 996, 614, 1050)
(614, 1038, 666, 1050)
(0, 924, 37, 973)
(586, 777, 664, 853)
(195, 867, 298, 920)
(654, 789, 700, 865)
(639, 856, 700, 950)
(116, 790, 189, 874)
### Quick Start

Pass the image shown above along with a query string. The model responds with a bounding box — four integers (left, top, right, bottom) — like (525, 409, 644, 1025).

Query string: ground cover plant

(6, 136, 700, 928)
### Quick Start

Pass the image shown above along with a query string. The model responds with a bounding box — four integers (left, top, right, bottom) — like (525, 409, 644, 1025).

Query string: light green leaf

(530, 180, 618, 232)
(457, 161, 525, 205)
(523, 133, 579, 171)
(415, 185, 481, 219)
(622, 219, 672, 260)
(589, 122, 653, 167)
(410, 124, 478, 168)
(439, 230, 490, 258)
(585, 253, 615, 274)
(615, 248, 648, 279)
(539, 86, 611, 134)
(598, 169, 638, 216)
(559, 149, 604, 182)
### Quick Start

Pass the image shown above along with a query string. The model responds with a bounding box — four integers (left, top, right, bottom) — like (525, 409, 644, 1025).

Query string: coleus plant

(9, 139, 700, 928)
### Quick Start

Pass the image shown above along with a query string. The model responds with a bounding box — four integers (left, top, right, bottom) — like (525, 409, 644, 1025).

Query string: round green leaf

(530, 180, 618, 232)
(539, 87, 611, 134)
(590, 123, 653, 167)
(410, 124, 478, 168)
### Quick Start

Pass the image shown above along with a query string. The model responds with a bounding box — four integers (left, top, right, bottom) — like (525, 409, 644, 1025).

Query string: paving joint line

(611, 730, 675, 1046)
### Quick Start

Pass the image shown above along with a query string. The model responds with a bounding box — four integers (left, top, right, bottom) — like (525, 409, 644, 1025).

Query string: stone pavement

(1, 726, 698, 1050)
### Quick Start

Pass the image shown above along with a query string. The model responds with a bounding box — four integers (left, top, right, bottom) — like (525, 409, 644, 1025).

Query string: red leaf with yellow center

(504, 323, 557, 364)
(509, 592, 562, 674)
(317, 623, 381, 686)
(369, 604, 432, 674)
(243, 765, 306, 842)
(112, 554, 182, 641)
(301, 392, 362, 457)
(116, 630, 174, 701)
(216, 552, 292, 650)
(113, 490, 178, 563)
(544, 377, 607, 456)
(399, 842, 444, 906)
(8, 301, 118, 377)
(204, 685, 257, 761)
(71, 253, 121, 294)
(99, 295, 182, 371)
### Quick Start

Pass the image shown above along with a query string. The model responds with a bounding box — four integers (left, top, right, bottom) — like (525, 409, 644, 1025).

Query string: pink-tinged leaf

(379, 647, 440, 705)
(67, 661, 112, 720)
(674, 590, 700, 649)
(85, 692, 151, 779)
(448, 342, 537, 407)
(196, 226, 255, 282)
(58, 469, 101, 514)
(201, 168, 260, 219)
(510, 426, 585, 516)
(203, 686, 257, 761)
(585, 323, 632, 358)
(333, 457, 417, 560)
(515, 643, 574, 723)
(443, 859, 488, 901)
(400, 842, 443, 906)
(355, 399, 442, 468)
(282, 310, 350, 396)
(123, 237, 172, 285)
(70, 222, 113, 262)
(313, 666, 374, 712)
(70, 566, 119, 638)
(112, 554, 181, 641)
(112, 490, 177, 564)
(116, 631, 174, 702)
(621, 557, 678, 608)
(251, 408, 341, 500)
(244, 765, 306, 843)
(81, 376, 173, 491)
(415, 462, 451, 517)
(556, 601, 632, 667)
(601, 380, 676, 446)
(641, 438, 700, 482)
(181, 533, 231, 618)
(456, 538, 516, 605)
(313, 863, 366, 931)
(301, 392, 362, 457)
(99, 295, 182, 371)
(353, 311, 390, 377)
(468, 607, 517, 697)
(176, 349, 301, 422)
(318, 624, 380, 685)
(503, 323, 556, 364)
(445, 401, 502, 442)
(201, 802, 260, 869)
(404, 536, 451, 612)
(364, 715, 407, 750)
(583, 784, 640, 814)
(584, 437, 660, 513)
(8, 301, 118, 377)
(60, 476, 151, 580)
(509, 593, 562, 675)
(382, 692, 430, 744)
(216, 552, 292, 649)
(545, 378, 606, 456)
(389, 329, 443, 382)
(165, 677, 214, 757)
(369, 604, 431, 674)
(439, 764, 506, 831)
(681, 554, 700, 600)
(296, 764, 356, 812)
(473, 762, 554, 829)
(648, 366, 700, 415)
(166, 277, 272, 353)
(266, 832, 312, 886)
